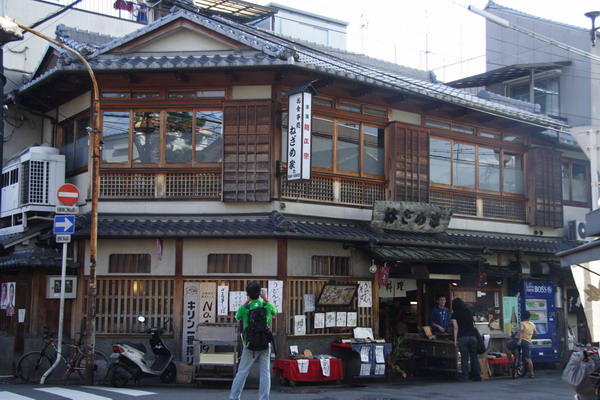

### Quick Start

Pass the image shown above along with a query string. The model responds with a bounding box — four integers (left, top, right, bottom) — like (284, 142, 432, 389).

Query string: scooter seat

(123, 342, 147, 353)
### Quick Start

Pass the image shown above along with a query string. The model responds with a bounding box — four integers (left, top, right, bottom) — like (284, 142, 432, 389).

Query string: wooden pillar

(276, 238, 287, 358)
(373, 268, 380, 338)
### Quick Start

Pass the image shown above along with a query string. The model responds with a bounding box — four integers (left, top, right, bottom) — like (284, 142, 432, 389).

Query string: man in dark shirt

(429, 294, 450, 334)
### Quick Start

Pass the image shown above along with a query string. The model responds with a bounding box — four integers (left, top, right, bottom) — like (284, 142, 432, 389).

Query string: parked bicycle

(16, 328, 109, 384)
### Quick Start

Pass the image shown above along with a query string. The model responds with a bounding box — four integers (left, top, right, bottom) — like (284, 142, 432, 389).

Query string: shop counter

(273, 358, 343, 386)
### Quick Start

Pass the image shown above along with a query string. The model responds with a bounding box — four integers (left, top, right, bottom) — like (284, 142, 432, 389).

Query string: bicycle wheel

(17, 351, 54, 383)
(516, 360, 527, 377)
(76, 351, 110, 384)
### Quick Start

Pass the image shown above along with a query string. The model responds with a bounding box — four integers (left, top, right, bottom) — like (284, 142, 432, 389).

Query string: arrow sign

(54, 215, 75, 235)
(57, 184, 79, 206)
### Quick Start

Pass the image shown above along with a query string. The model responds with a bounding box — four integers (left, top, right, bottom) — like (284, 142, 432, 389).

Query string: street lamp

(0, 16, 101, 385)
(585, 11, 600, 47)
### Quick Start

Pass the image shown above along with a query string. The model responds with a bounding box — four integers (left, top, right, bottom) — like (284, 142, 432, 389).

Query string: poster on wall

(294, 315, 306, 335)
(314, 312, 325, 329)
(336, 311, 347, 327)
(268, 280, 283, 313)
(304, 294, 315, 313)
(229, 291, 246, 312)
(347, 311, 358, 327)
(357, 281, 372, 307)
(182, 282, 200, 364)
(217, 285, 229, 316)
(379, 279, 417, 298)
(325, 311, 336, 327)
(503, 296, 519, 335)
(5, 282, 15, 316)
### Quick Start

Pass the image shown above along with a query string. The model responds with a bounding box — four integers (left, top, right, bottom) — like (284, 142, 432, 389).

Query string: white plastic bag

(562, 352, 599, 400)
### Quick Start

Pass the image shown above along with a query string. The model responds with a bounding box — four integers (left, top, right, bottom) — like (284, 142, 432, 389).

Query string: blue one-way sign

(54, 215, 75, 235)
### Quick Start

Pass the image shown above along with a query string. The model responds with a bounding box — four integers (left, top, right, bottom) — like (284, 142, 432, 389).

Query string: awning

(368, 246, 485, 264)
(558, 240, 600, 342)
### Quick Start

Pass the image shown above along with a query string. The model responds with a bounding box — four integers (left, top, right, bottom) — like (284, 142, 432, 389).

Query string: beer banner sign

(372, 201, 452, 233)
(285, 83, 318, 182)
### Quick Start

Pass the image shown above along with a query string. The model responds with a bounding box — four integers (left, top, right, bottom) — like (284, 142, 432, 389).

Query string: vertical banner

(268, 280, 284, 313)
(182, 282, 200, 364)
(217, 285, 229, 316)
(286, 91, 312, 182)
(358, 281, 373, 307)
(199, 282, 217, 324)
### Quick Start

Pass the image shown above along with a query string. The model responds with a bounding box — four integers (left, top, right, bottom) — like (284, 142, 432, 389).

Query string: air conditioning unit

(1, 147, 65, 219)
(568, 220, 587, 241)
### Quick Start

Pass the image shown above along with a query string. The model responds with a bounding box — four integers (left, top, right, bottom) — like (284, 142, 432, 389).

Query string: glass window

(109, 254, 151, 273)
(132, 92, 160, 99)
(313, 97, 333, 107)
(478, 147, 500, 191)
(312, 256, 352, 276)
(196, 111, 223, 163)
(133, 112, 160, 163)
(61, 116, 90, 173)
(312, 117, 333, 169)
(364, 106, 386, 117)
(480, 131, 502, 140)
(166, 111, 193, 163)
(572, 164, 587, 202)
(503, 152, 524, 194)
(363, 125, 384, 175)
(337, 121, 360, 173)
(453, 143, 475, 188)
(511, 76, 560, 116)
(102, 111, 130, 163)
(562, 163, 570, 201)
(451, 125, 474, 135)
(339, 102, 361, 113)
(207, 254, 252, 273)
(429, 138, 451, 185)
(562, 161, 589, 204)
(63, 123, 74, 172)
(425, 119, 451, 130)
(102, 92, 131, 99)
(168, 90, 225, 98)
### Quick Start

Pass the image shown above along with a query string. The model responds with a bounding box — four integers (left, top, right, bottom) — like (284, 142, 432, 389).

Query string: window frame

(58, 112, 91, 176)
(562, 158, 591, 206)
(207, 253, 252, 274)
(108, 253, 151, 273)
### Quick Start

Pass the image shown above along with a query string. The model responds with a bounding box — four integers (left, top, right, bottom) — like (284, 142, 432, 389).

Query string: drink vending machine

(520, 280, 558, 363)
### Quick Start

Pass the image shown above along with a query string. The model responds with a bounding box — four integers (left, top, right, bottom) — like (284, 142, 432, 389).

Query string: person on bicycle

(516, 310, 537, 378)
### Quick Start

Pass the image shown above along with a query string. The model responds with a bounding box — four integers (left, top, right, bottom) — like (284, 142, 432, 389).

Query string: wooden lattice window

(208, 254, 252, 273)
(109, 254, 151, 273)
(311, 256, 352, 276)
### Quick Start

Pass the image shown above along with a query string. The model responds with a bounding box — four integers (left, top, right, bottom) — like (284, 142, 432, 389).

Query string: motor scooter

(108, 316, 177, 387)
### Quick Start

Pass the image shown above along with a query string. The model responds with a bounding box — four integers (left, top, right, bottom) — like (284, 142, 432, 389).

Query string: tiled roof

(0, 248, 79, 270)
(73, 211, 577, 256)
(486, 1, 588, 32)
(0, 222, 53, 250)
(15, 8, 569, 132)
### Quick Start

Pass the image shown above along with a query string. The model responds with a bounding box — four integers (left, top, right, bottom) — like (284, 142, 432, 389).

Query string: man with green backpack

(229, 281, 277, 400)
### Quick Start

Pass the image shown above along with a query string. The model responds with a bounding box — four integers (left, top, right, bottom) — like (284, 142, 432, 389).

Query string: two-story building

(0, 1, 588, 375)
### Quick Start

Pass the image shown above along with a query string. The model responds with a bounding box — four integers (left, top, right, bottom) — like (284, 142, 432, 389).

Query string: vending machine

(520, 280, 558, 363)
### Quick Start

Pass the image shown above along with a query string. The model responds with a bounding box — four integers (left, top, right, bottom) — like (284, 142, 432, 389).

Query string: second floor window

(60, 115, 90, 175)
(207, 254, 252, 273)
(430, 137, 524, 195)
(510, 75, 560, 117)
(282, 113, 385, 177)
(312, 255, 352, 276)
(562, 160, 589, 205)
(109, 254, 151, 273)
(101, 110, 223, 166)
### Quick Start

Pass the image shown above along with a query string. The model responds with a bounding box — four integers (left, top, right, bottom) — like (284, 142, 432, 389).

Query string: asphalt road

(0, 369, 580, 400)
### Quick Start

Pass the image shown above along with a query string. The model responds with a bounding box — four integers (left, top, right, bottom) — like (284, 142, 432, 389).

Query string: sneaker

(529, 373, 535, 378)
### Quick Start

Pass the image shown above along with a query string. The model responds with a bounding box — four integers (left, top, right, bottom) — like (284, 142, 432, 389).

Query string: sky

(253, 0, 599, 82)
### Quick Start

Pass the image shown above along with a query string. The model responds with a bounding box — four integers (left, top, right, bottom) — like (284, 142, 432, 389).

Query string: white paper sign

(360, 363, 371, 376)
(314, 312, 325, 329)
(380, 279, 417, 298)
(304, 294, 315, 313)
(347, 312, 358, 327)
(325, 311, 336, 327)
(357, 281, 372, 307)
(294, 315, 306, 335)
(375, 364, 386, 375)
(320, 358, 331, 377)
(297, 359, 309, 373)
(360, 346, 370, 362)
(336, 311, 347, 327)
(217, 285, 229, 316)
(268, 280, 283, 313)
(229, 291, 246, 312)
(375, 345, 385, 363)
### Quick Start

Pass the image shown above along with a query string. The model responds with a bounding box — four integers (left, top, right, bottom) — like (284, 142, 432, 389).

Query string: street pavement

(0, 369, 579, 400)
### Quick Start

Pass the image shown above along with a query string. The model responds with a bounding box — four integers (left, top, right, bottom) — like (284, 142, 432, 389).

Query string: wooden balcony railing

(430, 190, 527, 222)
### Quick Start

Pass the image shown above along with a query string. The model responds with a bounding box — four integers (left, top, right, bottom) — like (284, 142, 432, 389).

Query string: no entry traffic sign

(57, 184, 79, 206)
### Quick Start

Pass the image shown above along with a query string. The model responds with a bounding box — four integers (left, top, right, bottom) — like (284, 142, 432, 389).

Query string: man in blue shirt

(429, 294, 450, 334)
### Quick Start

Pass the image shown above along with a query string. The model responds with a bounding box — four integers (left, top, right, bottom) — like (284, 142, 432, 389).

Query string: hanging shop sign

(285, 83, 318, 182)
(371, 201, 452, 233)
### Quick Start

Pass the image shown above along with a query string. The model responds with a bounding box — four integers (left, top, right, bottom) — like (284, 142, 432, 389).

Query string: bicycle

(16, 328, 109, 384)
(504, 338, 527, 378)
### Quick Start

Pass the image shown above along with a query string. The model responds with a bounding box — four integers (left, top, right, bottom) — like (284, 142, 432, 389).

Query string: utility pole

(0, 17, 101, 385)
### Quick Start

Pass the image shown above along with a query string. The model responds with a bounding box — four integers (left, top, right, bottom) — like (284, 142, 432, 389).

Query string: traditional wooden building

(0, 3, 588, 375)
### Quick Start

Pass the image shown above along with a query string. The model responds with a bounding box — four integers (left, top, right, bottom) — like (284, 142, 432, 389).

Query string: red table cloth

(273, 358, 343, 382)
